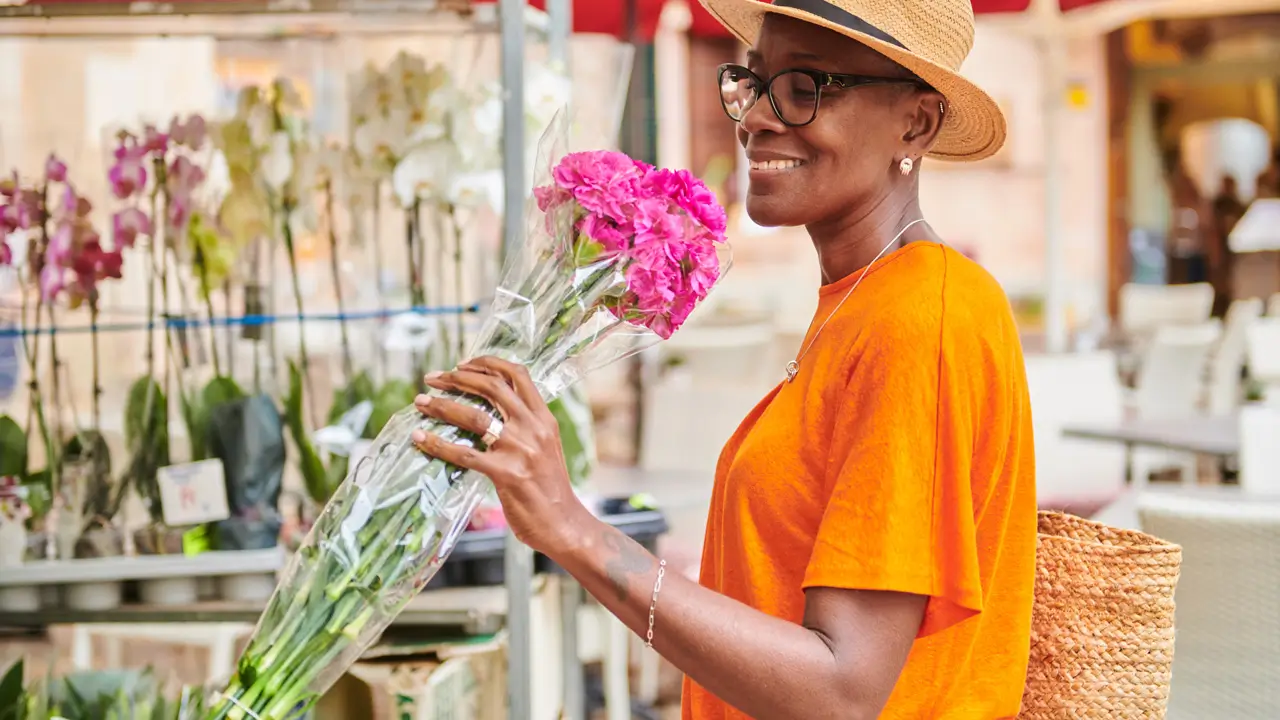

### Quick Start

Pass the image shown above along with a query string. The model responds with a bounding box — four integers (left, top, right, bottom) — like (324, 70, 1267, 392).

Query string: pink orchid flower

(45, 154, 68, 183)
(111, 207, 152, 248)
(109, 145, 149, 200)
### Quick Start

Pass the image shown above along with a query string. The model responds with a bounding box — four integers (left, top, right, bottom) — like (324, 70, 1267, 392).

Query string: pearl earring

(899, 157, 914, 176)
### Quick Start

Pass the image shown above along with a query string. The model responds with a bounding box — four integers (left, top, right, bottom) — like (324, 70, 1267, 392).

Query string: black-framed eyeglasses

(717, 63, 933, 127)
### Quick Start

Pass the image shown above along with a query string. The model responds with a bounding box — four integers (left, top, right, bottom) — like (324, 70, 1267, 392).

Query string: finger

(425, 369, 528, 422)
(411, 429, 498, 477)
(414, 394, 499, 437)
(458, 356, 544, 412)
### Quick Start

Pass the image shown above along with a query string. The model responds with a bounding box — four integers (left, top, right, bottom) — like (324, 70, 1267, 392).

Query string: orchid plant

(1, 155, 129, 556)
(109, 114, 244, 534)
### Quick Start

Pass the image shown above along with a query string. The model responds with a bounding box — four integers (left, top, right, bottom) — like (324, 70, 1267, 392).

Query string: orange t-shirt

(682, 242, 1037, 719)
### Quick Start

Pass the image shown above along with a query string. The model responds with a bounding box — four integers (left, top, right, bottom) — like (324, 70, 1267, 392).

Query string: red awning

(472, 0, 668, 40)
(689, 0, 1115, 38)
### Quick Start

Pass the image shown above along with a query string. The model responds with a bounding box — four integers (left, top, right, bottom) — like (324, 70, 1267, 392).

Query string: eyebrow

(745, 49, 830, 65)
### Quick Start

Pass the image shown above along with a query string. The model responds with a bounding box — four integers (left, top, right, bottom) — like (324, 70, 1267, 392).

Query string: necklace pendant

(785, 360, 800, 383)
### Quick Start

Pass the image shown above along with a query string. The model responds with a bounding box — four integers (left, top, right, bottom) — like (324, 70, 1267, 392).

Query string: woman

(412, 1, 1037, 717)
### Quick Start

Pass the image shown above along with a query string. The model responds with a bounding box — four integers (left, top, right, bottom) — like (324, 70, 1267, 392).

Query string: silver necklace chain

(785, 218, 926, 383)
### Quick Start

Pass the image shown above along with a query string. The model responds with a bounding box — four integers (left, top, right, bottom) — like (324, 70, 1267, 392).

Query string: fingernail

(424, 371, 444, 381)
(415, 394, 431, 406)
(411, 430, 427, 443)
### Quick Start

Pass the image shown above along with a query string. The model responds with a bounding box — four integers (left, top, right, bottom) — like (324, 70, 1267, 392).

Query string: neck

(807, 191, 935, 284)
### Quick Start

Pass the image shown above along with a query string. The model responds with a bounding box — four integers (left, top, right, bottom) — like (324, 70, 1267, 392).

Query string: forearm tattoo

(602, 530, 654, 603)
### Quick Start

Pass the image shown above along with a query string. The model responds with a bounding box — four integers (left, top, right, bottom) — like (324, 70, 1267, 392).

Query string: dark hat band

(772, 0, 907, 51)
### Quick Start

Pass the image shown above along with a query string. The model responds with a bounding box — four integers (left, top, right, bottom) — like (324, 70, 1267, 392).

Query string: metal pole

(499, 1, 533, 718)
(547, 0, 572, 70)
(500, 0, 527, 266)
(560, 579, 586, 720)
(1042, 34, 1070, 354)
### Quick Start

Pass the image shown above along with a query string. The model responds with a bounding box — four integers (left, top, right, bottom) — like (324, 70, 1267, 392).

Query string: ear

(900, 90, 946, 158)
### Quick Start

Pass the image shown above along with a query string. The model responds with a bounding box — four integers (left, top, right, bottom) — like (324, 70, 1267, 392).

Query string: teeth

(750, 159, 804, 171)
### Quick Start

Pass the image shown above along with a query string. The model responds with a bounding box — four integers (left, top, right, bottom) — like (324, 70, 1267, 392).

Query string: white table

(1063, 414, 1240, 483)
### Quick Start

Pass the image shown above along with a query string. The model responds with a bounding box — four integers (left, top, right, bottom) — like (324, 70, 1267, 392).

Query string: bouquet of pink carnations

(205, 115, 730, 719)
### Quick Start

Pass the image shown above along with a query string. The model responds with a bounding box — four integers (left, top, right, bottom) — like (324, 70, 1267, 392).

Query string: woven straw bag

(1018, 512, 1183, 719)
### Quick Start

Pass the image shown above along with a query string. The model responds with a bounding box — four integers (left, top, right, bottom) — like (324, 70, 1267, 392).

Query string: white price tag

(158, 459, 231, 527)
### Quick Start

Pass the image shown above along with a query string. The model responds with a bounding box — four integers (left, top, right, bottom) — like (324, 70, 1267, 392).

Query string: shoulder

(861, 242, 1015, 347)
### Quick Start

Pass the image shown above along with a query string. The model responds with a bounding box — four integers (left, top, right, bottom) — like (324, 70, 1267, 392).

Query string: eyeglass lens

(720, 67, 820, 126)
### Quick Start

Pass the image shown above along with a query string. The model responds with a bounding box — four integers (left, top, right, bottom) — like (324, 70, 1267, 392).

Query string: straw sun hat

(697, 0, 1007, 162)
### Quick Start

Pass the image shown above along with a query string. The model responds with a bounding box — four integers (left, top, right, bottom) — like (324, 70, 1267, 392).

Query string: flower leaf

(285, 360, 334, 504)
(185, 376, 245, 462)
(547, 384, 596, 487)
(122, 376, 169, 522)
(367, 379, 418, 439)
(327, 370, 378, 430)
(0, 414, 27, 478)
(0, 660, 23, 720)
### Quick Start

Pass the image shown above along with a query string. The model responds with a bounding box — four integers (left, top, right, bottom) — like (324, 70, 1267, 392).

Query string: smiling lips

(749, 158, 806, 172)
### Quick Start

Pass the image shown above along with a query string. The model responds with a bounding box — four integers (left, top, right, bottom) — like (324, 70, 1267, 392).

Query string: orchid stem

(89, 298, 101, 431)
(325, 180, 354, 382)
(225, 281, 235, 381)
(372, 185, 386, 383)
(282, 209, 319, 429)
(195, 249, 223, 378)
(449, 205, 466, 361)
(146, 190, 160, 383)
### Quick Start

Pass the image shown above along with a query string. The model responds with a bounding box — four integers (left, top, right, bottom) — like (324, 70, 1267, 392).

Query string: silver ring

(481, 417, 504, 447)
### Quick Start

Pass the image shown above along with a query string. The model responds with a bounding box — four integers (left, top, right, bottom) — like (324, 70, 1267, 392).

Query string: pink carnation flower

(551, 151, 645, 223)
(644, 167, 728, 237)
(578, 214, 630, 255)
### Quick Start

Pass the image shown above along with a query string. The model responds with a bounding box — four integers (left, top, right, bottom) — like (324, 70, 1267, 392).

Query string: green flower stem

(372, 185, 387, 382)
(208, 235, 628, 719)
(21, 269, 55, 498)
(324, 181, 354, 382)
(89, 298, 101, 431)
(282, 212, 318, 429)
(449, 206, 466, 361)
(195, 247, 223, 378)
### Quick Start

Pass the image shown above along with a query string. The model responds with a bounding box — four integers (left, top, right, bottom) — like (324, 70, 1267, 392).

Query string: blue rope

(0, 303, 484, 338)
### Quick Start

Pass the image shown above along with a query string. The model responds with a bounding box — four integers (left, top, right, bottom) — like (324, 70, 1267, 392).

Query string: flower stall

(0, 1, 681, 718)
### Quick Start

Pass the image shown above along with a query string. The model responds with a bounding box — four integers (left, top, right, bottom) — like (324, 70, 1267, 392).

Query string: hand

(410, 356, 593, 556)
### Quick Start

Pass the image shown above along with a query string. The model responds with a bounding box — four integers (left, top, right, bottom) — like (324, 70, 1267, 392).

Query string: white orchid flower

(448, 170, 504, 210)
(526, 65, 572, 135)
(246, 103, 275, 149)
(262, 131, 294, 191)
(391, 141, 458, 207)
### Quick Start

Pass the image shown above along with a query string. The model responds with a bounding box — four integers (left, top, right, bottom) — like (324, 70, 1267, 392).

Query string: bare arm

(552, 510, 926, 720)
(410, 358, 926, 719)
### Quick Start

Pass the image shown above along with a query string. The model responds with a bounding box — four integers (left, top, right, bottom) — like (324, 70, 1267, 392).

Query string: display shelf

(0, 547, 283, 586)
(0, 583, 512, 635)
(0, 0, 575, 712)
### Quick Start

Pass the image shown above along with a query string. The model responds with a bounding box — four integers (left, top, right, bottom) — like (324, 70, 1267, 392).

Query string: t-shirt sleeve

(801, 284, 987, 638)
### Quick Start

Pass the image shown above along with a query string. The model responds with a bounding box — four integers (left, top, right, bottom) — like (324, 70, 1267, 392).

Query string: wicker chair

(1139, 490, 1280, 720)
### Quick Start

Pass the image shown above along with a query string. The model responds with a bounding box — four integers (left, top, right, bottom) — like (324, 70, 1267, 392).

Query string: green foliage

(285, 360, 338, 505)
(0, 661, 208, 720)
(548, 384, 597, 487)
(0, 660, 22, 720)
(368, 378, 418, 439)
(327, 370, 378, 431)
(0, 415, 27, 478)
(122, 376, 170, 523)
(173, 374, 249, 466)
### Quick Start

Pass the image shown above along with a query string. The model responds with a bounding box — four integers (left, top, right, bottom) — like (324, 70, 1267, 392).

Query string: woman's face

(737, 16, 936, 228)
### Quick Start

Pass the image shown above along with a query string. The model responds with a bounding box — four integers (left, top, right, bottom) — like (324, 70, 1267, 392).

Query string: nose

(737, 91, 787, 138)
